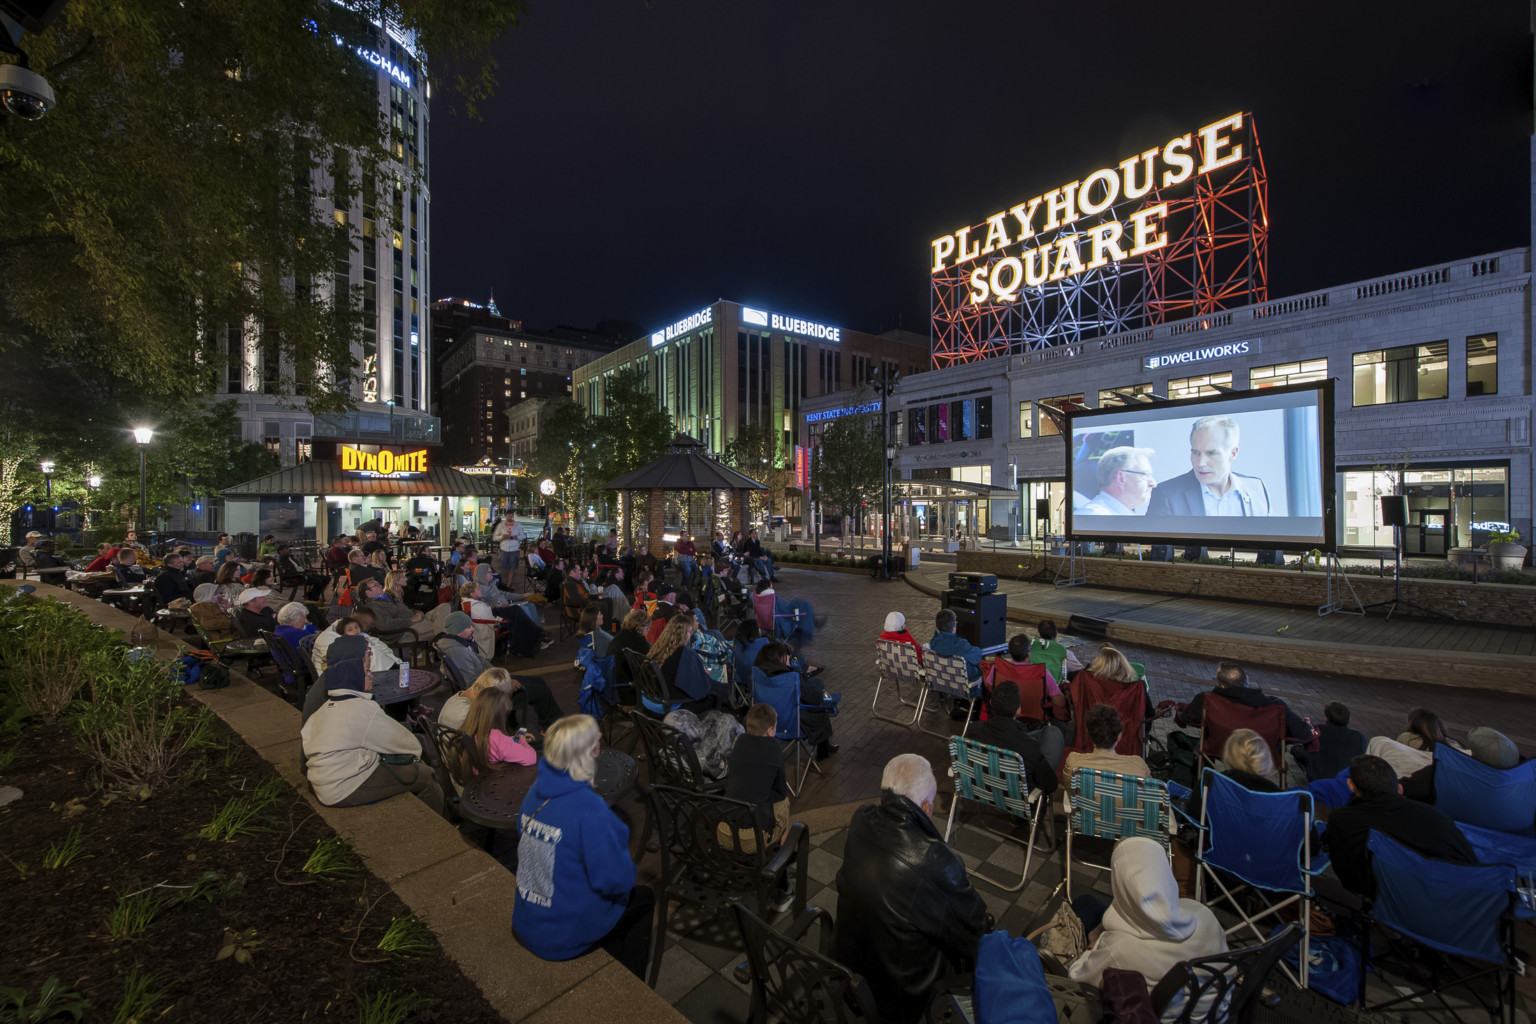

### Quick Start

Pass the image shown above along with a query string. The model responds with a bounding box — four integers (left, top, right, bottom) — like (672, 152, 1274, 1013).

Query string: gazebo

(602, 435, 766, 549)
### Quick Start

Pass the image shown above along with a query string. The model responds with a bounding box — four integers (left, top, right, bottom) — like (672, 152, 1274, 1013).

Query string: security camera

(0, 62, 54, 120)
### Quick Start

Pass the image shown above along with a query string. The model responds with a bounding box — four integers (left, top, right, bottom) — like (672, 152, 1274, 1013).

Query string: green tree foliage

(0, 0, 524, 416)
(722, 424, 793, 522)
(815, 411, 884, 551)
(528, 401, 596, 526)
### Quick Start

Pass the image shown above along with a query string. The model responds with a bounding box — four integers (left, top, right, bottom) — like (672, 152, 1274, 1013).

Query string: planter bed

(0, 588, 503, 1023)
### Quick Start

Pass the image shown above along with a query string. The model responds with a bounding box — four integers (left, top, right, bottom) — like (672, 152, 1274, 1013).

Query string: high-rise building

(430, 298, 626, 465)
(218, 8, 435, 469)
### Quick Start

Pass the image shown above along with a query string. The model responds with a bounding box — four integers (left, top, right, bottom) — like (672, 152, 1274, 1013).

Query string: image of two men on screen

(1075, 416, 1270, 518)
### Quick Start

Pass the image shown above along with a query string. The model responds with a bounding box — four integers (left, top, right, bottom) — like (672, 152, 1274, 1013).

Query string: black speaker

(1035, 499, 1050, 519)
(1381, 496, 1409, 527)
(944, 591, 1007, 648)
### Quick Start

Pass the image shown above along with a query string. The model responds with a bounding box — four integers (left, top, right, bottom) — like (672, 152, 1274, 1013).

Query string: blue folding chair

(1194, 769, 1328, 990)
(751, 666, 822, 797)
(1434, 744, 1536, 838)
(944, 735, 1045, 892)
(916, 648, 980, 739)
(1362, 830, 1519, 1024)
(1065, 767, 1175, 899)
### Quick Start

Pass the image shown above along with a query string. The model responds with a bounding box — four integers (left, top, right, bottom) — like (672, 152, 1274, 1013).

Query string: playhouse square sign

(932, 113, 1250, 305)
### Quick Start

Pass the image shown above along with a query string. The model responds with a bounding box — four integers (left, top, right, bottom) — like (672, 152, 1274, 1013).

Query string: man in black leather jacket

(834, 754, 990, 1024)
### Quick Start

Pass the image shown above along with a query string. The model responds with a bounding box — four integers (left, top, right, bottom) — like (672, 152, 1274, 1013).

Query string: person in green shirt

(1028, 619, 1083, 682)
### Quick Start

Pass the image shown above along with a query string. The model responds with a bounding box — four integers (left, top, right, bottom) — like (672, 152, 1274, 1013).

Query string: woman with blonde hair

(514, 715, 654, 979)
(1085, 645, 1137, 684)
(440, 667, 514, 731)
(648, 612, 722, 713)
(1185, 727, 1281, 822)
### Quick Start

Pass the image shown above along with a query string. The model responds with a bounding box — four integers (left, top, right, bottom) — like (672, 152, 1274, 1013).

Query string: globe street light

(39, 460, 53, 499)
(133, 427, 154, 535)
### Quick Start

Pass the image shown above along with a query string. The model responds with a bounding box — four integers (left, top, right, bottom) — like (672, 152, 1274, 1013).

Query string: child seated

(720, 703, 789, 856)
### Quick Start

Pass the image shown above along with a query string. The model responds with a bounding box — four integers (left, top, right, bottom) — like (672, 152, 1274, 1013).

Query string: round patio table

(221, 637, 268, 657)
(373, 668, 441, 706)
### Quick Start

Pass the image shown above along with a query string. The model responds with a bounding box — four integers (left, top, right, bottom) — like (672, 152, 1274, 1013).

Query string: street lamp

(39, 460, 53, 499)
(133, 427, 153, 535)
(872, 368, 900, 581)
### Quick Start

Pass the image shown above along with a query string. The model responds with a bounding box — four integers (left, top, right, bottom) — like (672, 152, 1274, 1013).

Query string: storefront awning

(222, 462, 504, 498)
(905, 479, 1018, 499)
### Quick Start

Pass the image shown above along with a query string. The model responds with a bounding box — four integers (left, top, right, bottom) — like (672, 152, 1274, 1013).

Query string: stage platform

(907, 565, 1536, 694)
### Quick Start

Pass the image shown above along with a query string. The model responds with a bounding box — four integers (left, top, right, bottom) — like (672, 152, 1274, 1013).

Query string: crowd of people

(51, 519, 1527, 1016)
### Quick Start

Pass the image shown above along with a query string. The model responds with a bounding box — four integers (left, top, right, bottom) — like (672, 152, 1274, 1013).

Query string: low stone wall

(955, 550, 1536, 629)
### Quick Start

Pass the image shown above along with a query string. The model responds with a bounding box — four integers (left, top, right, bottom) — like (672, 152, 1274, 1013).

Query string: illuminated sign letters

(1142, 339, 1255, 371)
(650, 306, 714, 347)
(332, 34, 412, 88)
(340, 445, 429, 478)
(742, 306, 841, 342)
(804, 401, 880, 424)
(933, 113, 1247, 306)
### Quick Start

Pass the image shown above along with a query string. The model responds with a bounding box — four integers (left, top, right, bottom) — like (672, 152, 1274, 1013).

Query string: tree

(815, 412, 884, 552)
(528, 401, 596, 528)
(0, 0, 524, 416)
(722, 424, 794, 523)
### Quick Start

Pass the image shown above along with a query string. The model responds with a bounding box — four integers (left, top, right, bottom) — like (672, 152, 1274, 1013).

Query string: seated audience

(1322, 753, 1477, 899)
(1062, 704, 1152, 809)
(649, 613, 723, 714)
(609, 607, 652, 696)
(300, 656, 443, 814)
(276, 543, 327, 602)
(361, 574, 424, 641)
(755, 639, 837, 758)
(835, 754, 990, 1024)
(112, 548, 149, 587)
(440, 666, 514, 731)
(1066, 836, 1227, 1014)
(313, 609, 400, 680)
(575, 605, 612, 661)
(733, 618, 769, 685)
(84, 542, 113, 573)
(673, 531, 699, 586)
(929, 607, 985, 682)
(513, 715, 655, 980)
(458, 580, 499, 660)
(987, 633, 1068, 734)
(1366, 706, 1465, 780)
(436, 611, 491, 686)
(274, 601, 318, 650)
(753, 578, 824, 645)
(1029, 618, 1083, 680)
(462, 687, 537, 768)
(878, 610, 924, 665)
(234, 588, 278, 637)
(720, 703, 790, 857)
(188, 555, 218, 587)
(215, 561, 245, 605)
(968, 674, 1061, 798)
(1175, 661, 1309, 740)
(152, 551, 194, 605)
(190, 583, 236, 642)
(1076, 645, 1152, 720)
(1293, 701, 1365, 783)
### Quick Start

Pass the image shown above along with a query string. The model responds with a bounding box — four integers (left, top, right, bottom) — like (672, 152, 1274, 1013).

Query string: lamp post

(133, 427, 153, 534)
(86, 474, 101, 534)
(873, 367, 899, 581)
(39, 461, 53, 534)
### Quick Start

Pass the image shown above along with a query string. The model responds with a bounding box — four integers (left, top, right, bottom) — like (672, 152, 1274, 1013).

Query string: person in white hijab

(1068, 836, 1226, 1012)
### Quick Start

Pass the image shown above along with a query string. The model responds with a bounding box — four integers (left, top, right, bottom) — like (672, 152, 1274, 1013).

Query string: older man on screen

(1080, 446, 1156, 515)
(1145, 416, 1271, 517)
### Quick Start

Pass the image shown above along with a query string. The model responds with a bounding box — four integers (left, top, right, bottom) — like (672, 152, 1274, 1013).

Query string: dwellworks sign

(1142, 340, 1255, 371)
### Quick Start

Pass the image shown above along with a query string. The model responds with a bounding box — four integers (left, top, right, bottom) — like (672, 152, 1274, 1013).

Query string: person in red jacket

(878, 611, 924, 666)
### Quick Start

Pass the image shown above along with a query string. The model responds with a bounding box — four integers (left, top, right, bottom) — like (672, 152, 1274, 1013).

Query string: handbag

(378, 751, 420, 786)
(1027, 899, 1087, 965)
(129, 616, 161, 644)
(1099, 968, 1157, 1024)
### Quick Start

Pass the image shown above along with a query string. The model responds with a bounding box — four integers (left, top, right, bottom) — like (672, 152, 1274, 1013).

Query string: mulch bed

(0, 716, 504, 1023)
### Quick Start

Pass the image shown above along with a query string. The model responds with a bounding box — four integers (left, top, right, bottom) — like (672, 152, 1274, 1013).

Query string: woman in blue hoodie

(512, 714, 654, 979)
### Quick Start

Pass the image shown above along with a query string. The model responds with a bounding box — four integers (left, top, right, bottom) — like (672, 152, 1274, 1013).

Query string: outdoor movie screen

(1065, 381, 1333, 549)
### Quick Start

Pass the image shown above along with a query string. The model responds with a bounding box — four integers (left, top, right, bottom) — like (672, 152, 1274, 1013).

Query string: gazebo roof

(602, 435, 766, 492)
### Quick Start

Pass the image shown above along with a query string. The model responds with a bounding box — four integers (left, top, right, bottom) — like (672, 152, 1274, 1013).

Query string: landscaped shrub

(0, 589, 122, 723)
(74, 651, 215, 788)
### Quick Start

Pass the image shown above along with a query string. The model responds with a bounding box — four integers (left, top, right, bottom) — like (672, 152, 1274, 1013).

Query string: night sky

(430, 1, 1532, 340)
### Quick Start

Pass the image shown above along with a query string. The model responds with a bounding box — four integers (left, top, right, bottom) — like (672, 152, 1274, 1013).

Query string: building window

(1018, 401, 1033, 439)
(1466, 334, 1497, 396)
(1098, 383, 1153, 407)
(976, 396, 992, 439)
(1352, 342, 1447, 406)
(263, 436, 281, 458)
(295, 439, 312, 464)
(1038, 394, 1084, 436)
(1168, 374, 1231, 401)
(1250, 359, 1327, 389)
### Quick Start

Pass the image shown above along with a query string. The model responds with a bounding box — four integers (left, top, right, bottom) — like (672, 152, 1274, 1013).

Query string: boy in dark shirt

(1293, 700, 1366, 783)
(721, 704, 789, 849)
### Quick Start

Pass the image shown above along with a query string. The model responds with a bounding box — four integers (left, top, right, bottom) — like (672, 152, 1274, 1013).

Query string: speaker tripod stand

(1363, 523, 1447, 621)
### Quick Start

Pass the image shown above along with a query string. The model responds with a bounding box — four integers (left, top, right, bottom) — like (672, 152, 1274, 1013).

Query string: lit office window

(1038, 394, 1083, 436)
(1466, 334, 1497, 396)
(1097, 383, 1153, 406)
(1250, 359, 1327, 389)
(1352, 343, 1447, 406)
(1018, 401, 1033, 438)
(1168, 374, 1231, 401)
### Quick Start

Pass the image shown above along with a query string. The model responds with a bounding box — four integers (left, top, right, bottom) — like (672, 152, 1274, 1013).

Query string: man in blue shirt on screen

(1081, 446, 1156, 515)
(1145, 416, 1271, 517)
